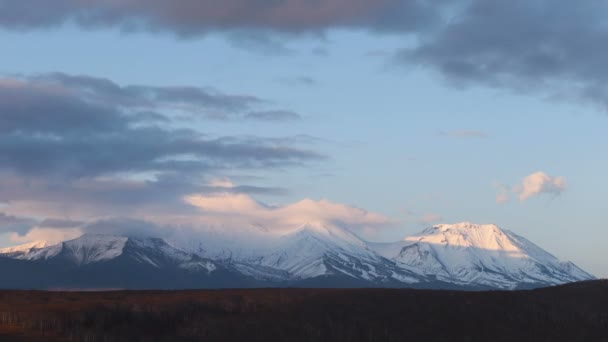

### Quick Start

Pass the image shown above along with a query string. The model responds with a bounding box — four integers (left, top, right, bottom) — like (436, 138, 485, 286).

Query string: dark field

(0, 280, 607, 342)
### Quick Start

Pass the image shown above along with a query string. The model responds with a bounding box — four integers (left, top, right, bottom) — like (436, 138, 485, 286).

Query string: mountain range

(0, 222, 594, 290)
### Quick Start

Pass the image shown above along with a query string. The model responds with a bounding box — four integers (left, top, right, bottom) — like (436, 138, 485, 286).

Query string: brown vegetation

(0, 280, 607, 341)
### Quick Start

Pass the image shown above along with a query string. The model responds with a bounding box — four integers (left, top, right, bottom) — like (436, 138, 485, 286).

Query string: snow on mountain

(0, 222, 595, 289)
(17, 234, 218, 273)
(59, 234, 128, 265)
(20, 234, 128, 265)
(370, 222, 595, 289)
(124, 236, 217, 272)
(0, 240, 49, 258)
(176, 222, 422, 283)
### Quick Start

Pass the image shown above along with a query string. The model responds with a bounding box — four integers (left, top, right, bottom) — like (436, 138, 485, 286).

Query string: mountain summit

(370, 222, 593, 289)
(0, 240, 49, 258)
(0, 222, 594, 290)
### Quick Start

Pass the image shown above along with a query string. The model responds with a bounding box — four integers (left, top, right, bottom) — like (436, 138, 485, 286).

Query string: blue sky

(0, 2, 606, 276)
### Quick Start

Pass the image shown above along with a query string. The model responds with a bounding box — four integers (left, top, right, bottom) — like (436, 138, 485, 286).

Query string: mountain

(230, 222, 424, 286)
(369, 223, 595, 289)
(0, 240, 49, 258)
(0, 234, 254, 290)
(0, 222, 595, 290)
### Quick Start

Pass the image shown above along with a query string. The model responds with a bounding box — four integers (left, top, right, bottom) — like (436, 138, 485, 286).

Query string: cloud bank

(2, 1, 607, 108)
(0, 0, 437, 35)
(0, 0, 608, 108)
(0, 73, 324, 235)
(402, 0, 608, 109)
(185, 193, 391, 231)
(4, 193, 393, 245)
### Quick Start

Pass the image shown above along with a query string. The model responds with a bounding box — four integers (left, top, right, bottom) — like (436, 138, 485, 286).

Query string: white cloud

(497, 172, 567, 204)
(517, 172, 567, 202)
(9, 227, 81, 245)
(0, 193, 394, 246)
(184, 193, 392, 234)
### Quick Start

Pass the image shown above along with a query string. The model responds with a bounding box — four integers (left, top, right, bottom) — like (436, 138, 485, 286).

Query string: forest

(0, 280, 607, 342)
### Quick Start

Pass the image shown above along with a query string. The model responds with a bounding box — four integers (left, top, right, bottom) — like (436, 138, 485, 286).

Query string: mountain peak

(0, 240, 49, 255)
(432, 222, 501, 232)
(387, 222, 595, 289)
(58, 234, 129, 265)
(0, 225, 594, 290)
(412, 222, 514, 252)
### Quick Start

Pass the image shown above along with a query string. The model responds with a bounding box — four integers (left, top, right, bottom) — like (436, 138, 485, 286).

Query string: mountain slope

(370, 222, 594, 289)
(0, 240, 49, 258)
(0, 234, 254, 289)
(181, 222, 425, 286)
(0, 222, 595, 290)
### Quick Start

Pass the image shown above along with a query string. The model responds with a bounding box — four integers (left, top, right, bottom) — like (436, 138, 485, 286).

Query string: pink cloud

(418, 213, 443, 224)
(184, 193, 392, 233)
(517, 172, 567, 202)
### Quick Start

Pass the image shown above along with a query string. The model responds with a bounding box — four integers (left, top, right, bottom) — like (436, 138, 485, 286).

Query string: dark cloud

(25, 72, 264, 118)
(38, 219, 86, 228)
(82, 218, 169, 239)
(0, 73, 321, 221)
(0, 173, 291, 223)
(402, 0, 608, 109)
(246, 110, 302, 121)
(0, 0, 438, 35)
(2, 1, 606, 110)
(0, 74, 321, 179)
(0, 213, 35, 235)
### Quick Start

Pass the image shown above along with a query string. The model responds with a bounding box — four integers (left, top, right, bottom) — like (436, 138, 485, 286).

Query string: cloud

(496, 192, 510, 205)
(0, 72, 322, 228)
(439, 130, 488, 139)
(246, 110, 301, 121)
(279, 76, 318, 87)
(516, 172, 567, 202)
(184, 193, 393, 233)
(496, 172, 567, 204)
(0, 73, 321, 179)
(203, 177, 288, 196)
(0, 212, 36, 235)
(1, 193, 394, 245)
(402, 0, 608, 110)
(418, 213, 443, 224)
(13, 72, 293, 120)
(4, 215, 85, 245)
(38, 218, 85, 229)
(9, 228, 82, 245)
(0, 0, 438, 36)
(494, 182, 511, 204)
(207, 178, 237, 189)
(0, 172, 293, 224)
(1, 1, 607, 110)
(82, 218, 170, 238)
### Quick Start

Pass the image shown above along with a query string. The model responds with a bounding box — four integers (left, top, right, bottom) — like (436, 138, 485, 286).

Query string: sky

(0, 0, 606, 276)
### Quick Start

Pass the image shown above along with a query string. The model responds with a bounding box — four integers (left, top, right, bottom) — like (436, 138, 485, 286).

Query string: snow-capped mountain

(0, 240, 48, 258)
(167, 222, 425, 285)
(0, 234, 253, 289)
(370, 223, 595, 289)
(0, 222, 595, 290)
(24, 234, 218, 272)
(232, 222, 422, 285)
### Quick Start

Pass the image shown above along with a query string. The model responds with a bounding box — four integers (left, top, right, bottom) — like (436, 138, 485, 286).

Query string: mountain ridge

(0, 222, 594, 290)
